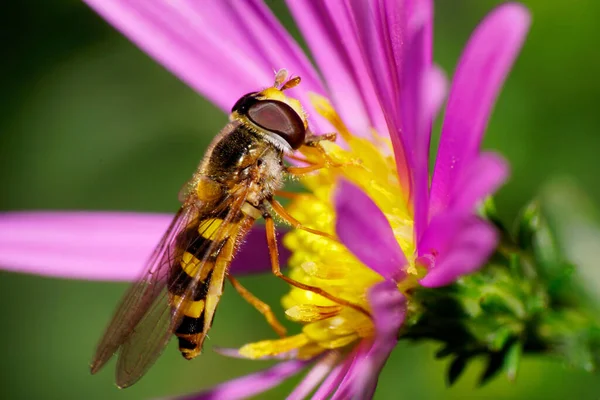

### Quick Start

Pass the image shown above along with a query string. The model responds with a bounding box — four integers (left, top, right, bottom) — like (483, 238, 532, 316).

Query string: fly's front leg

(228, 276, 287, 338)
(305, 132, 343, 168)
(304, 132, 337, 146)
(287, 132, 359, 176)
(285, 152, 319, 165)
(285, 164, 327, 176)
(262, 210, 371, 318)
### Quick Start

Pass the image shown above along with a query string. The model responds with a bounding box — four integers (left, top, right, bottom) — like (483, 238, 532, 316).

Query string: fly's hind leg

(268, 197, 337, 242)
(263, 212, 371, 318)
(228, 276, 287, 338)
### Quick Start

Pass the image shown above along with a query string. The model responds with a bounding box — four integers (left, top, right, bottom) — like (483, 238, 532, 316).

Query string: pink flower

(0, 0, 530, 398)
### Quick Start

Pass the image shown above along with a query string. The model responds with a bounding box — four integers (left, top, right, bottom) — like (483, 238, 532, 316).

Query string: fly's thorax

(201, 122, 260, 182)
(245, 144, 285, 206)
(198, 122, 286, 208)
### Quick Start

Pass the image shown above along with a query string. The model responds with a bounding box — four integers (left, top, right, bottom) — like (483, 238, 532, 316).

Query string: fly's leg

(305, 132, 337, 146)
(284, 132, 339, 177)
(285, 152, 319, 165)
(268, 197, 337, 242)
(263, 212, 371, 318)
(305, 132, 344, 167)
(287, 132, 361, 175)
(274, 190, 303, 200)
(286, 164, 328, 176)
(228, 276, 287, 338)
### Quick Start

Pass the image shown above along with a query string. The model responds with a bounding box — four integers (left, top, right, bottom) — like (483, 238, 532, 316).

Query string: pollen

(238, 95, 419, 360)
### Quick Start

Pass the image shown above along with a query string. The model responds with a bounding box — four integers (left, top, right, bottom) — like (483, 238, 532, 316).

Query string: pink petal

(418, 213, 498, 287)
(334, 180, 407, 281)
(310, 348, 356, 400)
(218, 0, 330, 133)
(287, 353, 339, 400)
(83, 0, 264, 111)
(83, 0, 331, 133)
(330, 341, 371, 400)
(405, 0, 434, 66)
(400, 22, 448, 243)
(368, 280, 406, 341)
(285, 0, 386, 136)
(176, 360, 309, 400)
(401, 26, 428, 239)
(449, 152, 509, 212)
(430, 3, 530, 216)
(345, 0, 412, 191)
(338, 281, 406, 399)
(0, 211, 287, 281)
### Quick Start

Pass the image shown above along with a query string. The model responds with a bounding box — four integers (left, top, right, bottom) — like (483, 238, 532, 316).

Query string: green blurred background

(1, 0, 599, 399)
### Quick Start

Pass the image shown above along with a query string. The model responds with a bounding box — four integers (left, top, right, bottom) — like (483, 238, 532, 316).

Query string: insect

(89, 70, 357, 388)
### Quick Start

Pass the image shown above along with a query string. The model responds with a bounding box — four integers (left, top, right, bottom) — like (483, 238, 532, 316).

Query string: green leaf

(447, 356, 468, 386)
(435, 346, 454, 359)
(515, 200, 541, 251)
(504, 341, 522, 381)
(478, 352, 505, 386)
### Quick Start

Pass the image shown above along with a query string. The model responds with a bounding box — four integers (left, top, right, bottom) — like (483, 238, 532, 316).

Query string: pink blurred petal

(83, 0, 331, 133)
(425, 66, 449, 124)
(330, 341, 370, 400)
(337, 281, 406, 399)
(352, 281, 405, 398)
(176, 359, 309, 400)
(430, 3, 530, 216)
(0, 211, 287, 281)
(287, 353, 339, 400)
(419, 214, 498, 287)
(334, 180, 407, 281)
(286, 0, 386, 137)
(450, 152, 509, 212)
(405, 0, 434, 65)
(310, 348, 356, 400)
(368, 280, 406, 342)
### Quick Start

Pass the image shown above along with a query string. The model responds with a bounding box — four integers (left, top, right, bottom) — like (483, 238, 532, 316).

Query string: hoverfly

(90, 70, 347, 388)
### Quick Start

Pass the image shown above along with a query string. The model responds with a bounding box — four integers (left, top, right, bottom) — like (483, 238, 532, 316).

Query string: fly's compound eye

(231, 92, 258, 113)
(247, 100, 306, 149)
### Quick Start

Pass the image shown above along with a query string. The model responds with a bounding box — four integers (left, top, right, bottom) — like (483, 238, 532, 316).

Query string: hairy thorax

(196, 122, 285, 210)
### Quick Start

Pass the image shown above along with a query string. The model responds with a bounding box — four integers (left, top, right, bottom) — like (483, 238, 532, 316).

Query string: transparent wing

(95, 187, 252, 388)
(90, 206, 196, 375)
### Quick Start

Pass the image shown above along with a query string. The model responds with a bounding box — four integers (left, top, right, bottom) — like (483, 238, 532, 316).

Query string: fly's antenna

(274, 68, 301, 91)
(274, 69, 288, 88)
(281, 76, 301, 91)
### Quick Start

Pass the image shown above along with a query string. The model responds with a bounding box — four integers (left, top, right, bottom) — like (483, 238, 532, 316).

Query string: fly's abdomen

(167, 216, 243, 360)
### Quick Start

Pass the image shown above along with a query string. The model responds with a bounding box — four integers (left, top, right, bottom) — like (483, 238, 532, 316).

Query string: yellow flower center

(239, 95, 425, 359)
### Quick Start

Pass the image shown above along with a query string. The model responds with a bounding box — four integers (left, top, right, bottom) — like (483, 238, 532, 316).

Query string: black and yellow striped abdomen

(168, 213, 253, 360)
(168, 217, 227, 359)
